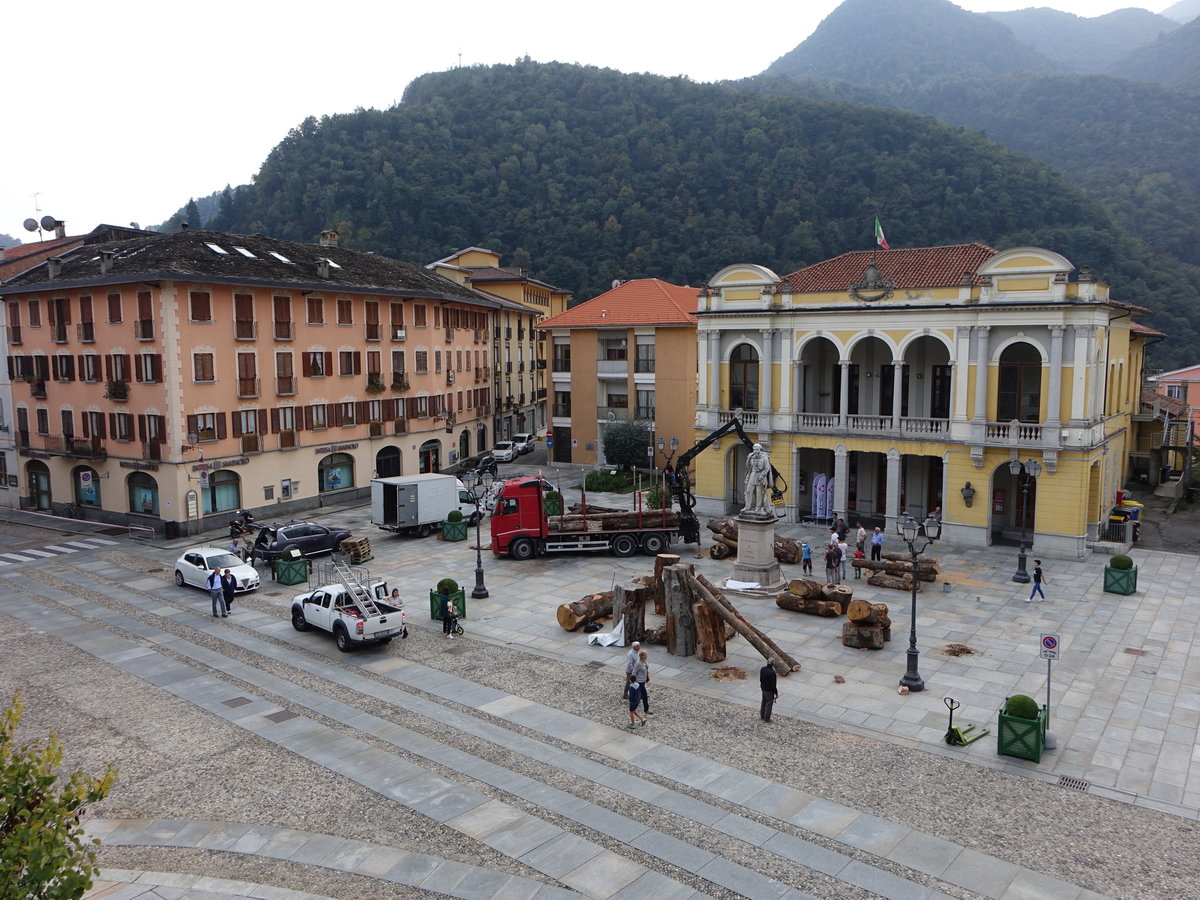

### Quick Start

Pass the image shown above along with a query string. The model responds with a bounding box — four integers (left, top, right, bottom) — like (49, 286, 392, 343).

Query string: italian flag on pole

(875, 217, 890, 250)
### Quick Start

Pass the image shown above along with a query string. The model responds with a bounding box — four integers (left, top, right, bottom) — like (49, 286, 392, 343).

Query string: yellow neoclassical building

(690, 243, 1157, 558)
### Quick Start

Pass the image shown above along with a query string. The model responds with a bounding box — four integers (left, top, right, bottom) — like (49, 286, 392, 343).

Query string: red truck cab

(489, 478, 547, 560)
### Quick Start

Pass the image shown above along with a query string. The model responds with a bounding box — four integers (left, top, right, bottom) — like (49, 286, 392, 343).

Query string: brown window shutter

(353, 352, 362, 375)
(104, 355, 113, 382)
(134, 356, 145, 382)
(232, 414, 243, 437)
(270, 408, 280, 434)
(216, 414, 227, 440)
(108, 413, 117, 438)
(96, 415, 107, 439)
(304, 406, 313, 430)
(301, 354, 312, 377)
(356, 401, 368, 422)
(324, 351, 332, 374)
(187, 414, 198, 437)
(121, 354, 131, 380)
(257, 409, 268, 435)
(138, 415, 147, 442)
(152, 355, 163, 383)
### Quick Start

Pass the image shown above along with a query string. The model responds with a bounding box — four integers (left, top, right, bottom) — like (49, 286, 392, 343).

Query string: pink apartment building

(1, 228, 501, 534)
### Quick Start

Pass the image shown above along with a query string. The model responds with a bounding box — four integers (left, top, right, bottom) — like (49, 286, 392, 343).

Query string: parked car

(456, 452, 498, 477)
(511, 433, 536, 455)
(251, 522, 352, 562)
(174, 547, 261, 593)
(483, 475, 554, 512)
(491, 441, 517, 462)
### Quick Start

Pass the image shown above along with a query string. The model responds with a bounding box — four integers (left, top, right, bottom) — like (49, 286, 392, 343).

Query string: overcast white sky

(0, 0, 1171, 243)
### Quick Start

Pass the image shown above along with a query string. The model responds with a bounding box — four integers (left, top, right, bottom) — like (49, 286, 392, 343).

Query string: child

(853, 548, 865, 579)
(801, 541, 812, 575)
(626, 674, 647, 729)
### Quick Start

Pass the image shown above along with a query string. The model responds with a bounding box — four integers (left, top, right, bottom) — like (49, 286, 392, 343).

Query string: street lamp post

(1008, 458, 1043, 583)
(896, 512, 942, 692)
(656, 435, 680, 467)
(468, 470, 494, 599)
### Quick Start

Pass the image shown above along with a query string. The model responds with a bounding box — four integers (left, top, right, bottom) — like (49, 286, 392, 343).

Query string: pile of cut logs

(707, 518, 803, 563)
(555, 553, 802, 676)
(775, 578, 853, 617)
(841, 598, 892, 650)
(851, 552, 939, 591)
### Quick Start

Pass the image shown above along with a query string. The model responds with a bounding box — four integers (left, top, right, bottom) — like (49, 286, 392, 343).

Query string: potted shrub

(544, 490, 563, 516)
(104, 380, 129, 401)
(1103, 554, 1138, 595)
(442, 509, 468, 542)
(365, 375, 386, 394)
(429, 577, 466, 620)
(997, 694, 1048, 762)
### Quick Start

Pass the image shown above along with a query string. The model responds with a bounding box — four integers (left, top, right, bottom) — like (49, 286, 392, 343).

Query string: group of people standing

(811, 519, 884, 584)
(206, 569, 239, 617)
(623, 641, 653, 728)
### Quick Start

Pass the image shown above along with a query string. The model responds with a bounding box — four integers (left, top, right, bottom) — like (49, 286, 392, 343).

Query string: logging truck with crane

(488, 416, 785, 559)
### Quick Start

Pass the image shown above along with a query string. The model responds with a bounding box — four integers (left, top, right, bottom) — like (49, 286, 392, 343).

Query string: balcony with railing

(536, 387, 548, 400)
(597, 406, 630, 422)
(234, 319, 257, 340)
(391, 371, 410, 391)
(51, 323, 68, 343)
(237, 377, 260, 398)
(30, 379, 47, 399)
(365, 322, 381, 341)
(8, 325, 20, 344)
(76, 322, 95, 342)
(275, 376, 296, 395)
(279, 429, 297, 449)
(40, 434, 106, 458)
(240, 434, 262, 454)
(273, 320, 294, 340)
(142, 441, 163, 461)
(597, 360, 627, 377)
(134, 319, 154, 340)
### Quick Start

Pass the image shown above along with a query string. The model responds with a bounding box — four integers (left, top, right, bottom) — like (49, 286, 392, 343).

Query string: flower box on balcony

(104, 381, 129, 401)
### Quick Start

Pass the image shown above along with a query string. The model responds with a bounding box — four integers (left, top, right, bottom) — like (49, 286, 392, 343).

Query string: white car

(511, 433, 536, 455)
(491, 441, 517, 462)
(174, 547, 261, 593)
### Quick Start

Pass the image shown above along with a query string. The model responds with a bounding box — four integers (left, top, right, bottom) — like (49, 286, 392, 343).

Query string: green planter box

(275, 558, 309, 586)
(545, 495, 562, 516)
(442, 520, 468, 542)
(997, 704, 1048, 762)
(429, 589, 467, 620)
(1103, 565, 1138, 595)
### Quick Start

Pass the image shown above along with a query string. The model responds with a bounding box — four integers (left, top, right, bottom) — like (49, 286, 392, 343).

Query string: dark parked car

(251, 522, 352, 562)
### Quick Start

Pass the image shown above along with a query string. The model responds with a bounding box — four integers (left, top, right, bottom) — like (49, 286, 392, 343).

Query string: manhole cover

(223, 697, 252, 708)
(265, 709, 297, 723)
(1059, 776, 1090, 792)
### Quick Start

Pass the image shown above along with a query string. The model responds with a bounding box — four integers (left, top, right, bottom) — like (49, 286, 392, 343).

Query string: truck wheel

(509, 537, 535, 561)
(291, 609, 311, 632)
(642, 532, 667, 555)
(611, 534, 637, 557)
(334, 626, 353, 652)
(417, 523, 433, 538)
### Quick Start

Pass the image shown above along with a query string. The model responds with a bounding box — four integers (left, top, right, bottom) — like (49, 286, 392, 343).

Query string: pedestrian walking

(1027, 560, 1048, 602)
(829, 526, 839, 547)
(871, 527, 884, 561)
(824, 544, 841, 584)
(221, 569, 237, 613)
(759, 662, 778, 722)
(835, 517, 848, 541)
(838, 540, 850, 582)
(207, 569, 227, 617)
(800, 541, 813, 575)
(633, 650, 652, 715)
(623, 641, 641, 699)
(855, 522, 867, 554)
(626, 674, 647, 729)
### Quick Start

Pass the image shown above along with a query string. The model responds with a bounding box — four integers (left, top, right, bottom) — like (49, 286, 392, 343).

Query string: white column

(885, 448, 902, 530)
(833, 444, 849, 520)
(796, 362, 807, 418)
(972, 326, 991, 423)
(708, 332, 721, 413)
(1045, 325, 1065, 429)
(839, 360, 851, 427)
(1070, 325, 1089, 424)
(759, 328, 774, 432)
(891, 360, 905, 430)
(953, 326, 972, 421)
(778, 330, 793, 416)
(697, 328, 709, 408)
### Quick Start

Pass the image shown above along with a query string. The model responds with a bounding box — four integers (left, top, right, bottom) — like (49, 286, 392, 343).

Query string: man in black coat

(760, 663, 778, 722)
(220, 569, 237, 614)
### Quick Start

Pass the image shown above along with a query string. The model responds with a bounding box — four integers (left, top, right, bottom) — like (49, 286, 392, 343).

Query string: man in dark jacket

(760, 663, 778, 722)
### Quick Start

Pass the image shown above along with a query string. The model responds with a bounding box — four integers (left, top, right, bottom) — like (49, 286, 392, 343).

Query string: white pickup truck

(290, 580, 405, 652)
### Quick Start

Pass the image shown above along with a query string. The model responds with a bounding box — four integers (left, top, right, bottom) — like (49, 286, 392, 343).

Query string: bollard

(943, 582, 952, 593)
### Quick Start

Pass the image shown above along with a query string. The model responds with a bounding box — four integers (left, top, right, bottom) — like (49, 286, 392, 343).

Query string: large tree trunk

(774, 535, 802, 564)
(868, 573, 919, 591)
(881, 552, 939, 566)
(600, 511, 680, 530)
(643, 624, 667, 644)
(709, 541, 732, 560)
(776, 593, 843, 616)
(841, 622, 886, 650)
(785, 578, 826, 600)
(556, 591, 613, 631)
(707, 518, 802, 564)
(615, 582, 649, 644)
(652, 554, 679, 616)
(853, 558, 937, 581)
(846, 599, 890, 626)
(693, 574, 802, 675)
(822, 583, 854, 607)
(663, 563, 698, 658)
(692, 600, 727, 663)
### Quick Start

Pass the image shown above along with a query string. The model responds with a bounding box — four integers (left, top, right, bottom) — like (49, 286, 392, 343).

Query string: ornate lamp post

(1008, 458, 1043, 583)
(656, 435, 680, 466)
(468, 469, 494, 599)
(896, 512, 942, 692)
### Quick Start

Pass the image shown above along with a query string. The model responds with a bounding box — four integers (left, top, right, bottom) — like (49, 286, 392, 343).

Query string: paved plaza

(0, 489, 1197, 899)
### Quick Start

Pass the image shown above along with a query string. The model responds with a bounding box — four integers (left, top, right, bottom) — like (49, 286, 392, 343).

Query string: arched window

(419, 440, 441, 474)
(319, 452, 354, 492)
(375, 446, 401, 479)
(459, 429, 470, 460)
(997, 343, 1042, 423)
(202, 470, 241, 514)
(729, 344, 759, 410)
(26, 461, 51, 511)
(72, 465, 102, 507)
(127, 471, 159, 516)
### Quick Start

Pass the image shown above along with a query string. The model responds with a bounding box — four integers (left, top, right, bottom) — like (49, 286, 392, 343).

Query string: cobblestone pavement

(0, 493, 1197, 900)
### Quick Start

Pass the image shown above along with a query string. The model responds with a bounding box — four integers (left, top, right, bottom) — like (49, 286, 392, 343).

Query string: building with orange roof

(538, 278, 699, 467)
(692, 243, 1162, 558)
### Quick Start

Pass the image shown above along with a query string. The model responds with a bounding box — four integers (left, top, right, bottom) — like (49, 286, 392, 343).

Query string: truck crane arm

(669, 417, 786, 544)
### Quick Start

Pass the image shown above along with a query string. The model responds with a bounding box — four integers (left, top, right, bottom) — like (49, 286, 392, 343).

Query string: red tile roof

(1130, 321, 1165, 337)
(782, 243, 998, 292)
(540, 278, 698, 328)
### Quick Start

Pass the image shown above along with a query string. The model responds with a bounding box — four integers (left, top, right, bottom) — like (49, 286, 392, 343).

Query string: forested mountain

(1106, 15, 1200, 95)
(207, 61, 1199, 365)
(762, 0, 1051, 87)
(986, 7, 1176, 75)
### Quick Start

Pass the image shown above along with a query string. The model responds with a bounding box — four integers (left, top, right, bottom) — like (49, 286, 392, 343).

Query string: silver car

(174, 547, 261, 593)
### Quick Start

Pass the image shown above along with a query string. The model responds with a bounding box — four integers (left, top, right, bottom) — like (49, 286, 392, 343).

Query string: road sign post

(1040, 633, 1060, 742)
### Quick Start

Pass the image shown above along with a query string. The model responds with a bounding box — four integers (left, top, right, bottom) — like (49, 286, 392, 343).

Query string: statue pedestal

(730, 513, 784, 590)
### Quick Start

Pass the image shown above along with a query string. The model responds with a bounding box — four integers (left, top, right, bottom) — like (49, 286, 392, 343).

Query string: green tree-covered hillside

(213, 61, 1200, 366)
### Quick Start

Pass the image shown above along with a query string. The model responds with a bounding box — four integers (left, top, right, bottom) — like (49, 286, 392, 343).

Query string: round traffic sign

(1041, 635, 1058, 651)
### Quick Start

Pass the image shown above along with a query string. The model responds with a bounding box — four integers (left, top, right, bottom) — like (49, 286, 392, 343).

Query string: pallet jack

(944, 697, 989, 746)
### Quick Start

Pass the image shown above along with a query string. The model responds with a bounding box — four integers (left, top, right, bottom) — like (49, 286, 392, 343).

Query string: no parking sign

(1040, 633, 1060, 660)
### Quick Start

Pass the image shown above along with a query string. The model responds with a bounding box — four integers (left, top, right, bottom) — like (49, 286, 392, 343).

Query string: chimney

(100, 250, 115, 275)
(54, 220, 66, 239)
(317, 259, 330, 280)
(48, 257, 62, 279)
(319, 229, 339, 248)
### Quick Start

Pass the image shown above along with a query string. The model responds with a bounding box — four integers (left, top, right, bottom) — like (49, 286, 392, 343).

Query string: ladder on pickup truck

(320, 559, 381, 619)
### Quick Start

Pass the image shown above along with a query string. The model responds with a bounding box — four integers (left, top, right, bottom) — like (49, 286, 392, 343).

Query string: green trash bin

(429, 589, 467, 620)
(276, 558, 309, 586)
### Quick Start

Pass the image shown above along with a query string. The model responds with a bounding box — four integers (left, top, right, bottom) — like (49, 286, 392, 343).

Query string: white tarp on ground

(587, 615, 625, 647)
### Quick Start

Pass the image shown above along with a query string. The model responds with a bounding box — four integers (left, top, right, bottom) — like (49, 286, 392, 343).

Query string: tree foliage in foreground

(1, 693, 117, 900)
(603, 423, 651, 471)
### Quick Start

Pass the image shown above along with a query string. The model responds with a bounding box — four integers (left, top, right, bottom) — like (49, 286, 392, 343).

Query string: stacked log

(694, 573, 802, 676)
(615, 582, 650, 644)
(705, 518, 803, 564)
(868, 573, 920, 592)
(692, 599, 726, 663)
(599, 511, 680, 530)
(841, 598, 891, 650)
(881, 552, 939, 566)
(662, 563, 698, 658)
(775, 577, 844, 616)
(556, 591, 613, 631)
(652, 554, 679, 616)
(852, 558, 937, 582)
(823, 584, 854, 607)
(709, 541, 732, 560)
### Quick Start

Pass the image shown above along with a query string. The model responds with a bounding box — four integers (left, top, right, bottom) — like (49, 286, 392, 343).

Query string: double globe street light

(896, 512, 942, 692)
(1008, 458, 1042, 584)
(467, 469, 495, 599)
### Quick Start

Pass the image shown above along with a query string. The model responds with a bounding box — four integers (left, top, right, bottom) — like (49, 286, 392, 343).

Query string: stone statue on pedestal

(742, 443, 772, 518)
